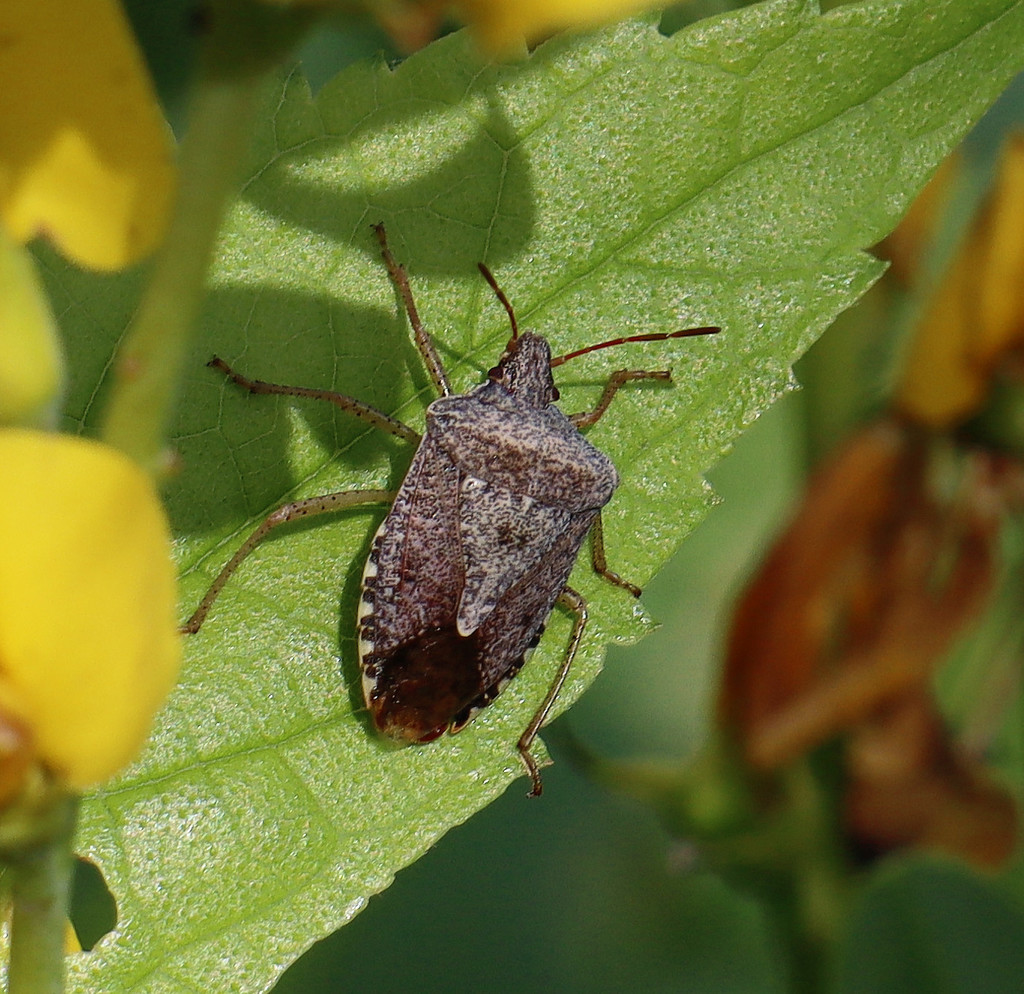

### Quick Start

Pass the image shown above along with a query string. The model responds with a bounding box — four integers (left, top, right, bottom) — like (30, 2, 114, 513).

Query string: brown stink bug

(182, 225, 718, 795)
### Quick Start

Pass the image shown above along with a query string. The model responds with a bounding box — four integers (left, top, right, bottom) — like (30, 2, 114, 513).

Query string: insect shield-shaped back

(179, 226, 717, 797)
(358, 332, 618, 745)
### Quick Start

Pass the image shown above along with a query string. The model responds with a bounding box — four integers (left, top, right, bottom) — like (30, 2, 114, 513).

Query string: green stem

(100, 2, 313, 472)
(7, 794, 79, 994)
(99, 73, 260, 470)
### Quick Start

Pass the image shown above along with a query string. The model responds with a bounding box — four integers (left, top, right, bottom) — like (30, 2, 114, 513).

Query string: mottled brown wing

(472, 506, 597, 694)
(359, 433, 463, 660)
(456, 476, 570, 636)
(359, 432, 490, 743)
(430, 387, 618, 638)
(358, 429, 600, 744)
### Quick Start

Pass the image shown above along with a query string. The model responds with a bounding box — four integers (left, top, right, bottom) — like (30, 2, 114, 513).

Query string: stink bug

(182, 225, 718, 795)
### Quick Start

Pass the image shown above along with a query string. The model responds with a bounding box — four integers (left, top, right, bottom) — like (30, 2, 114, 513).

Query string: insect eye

(551, 386, 560, 402)
(487, 365, 502, 380)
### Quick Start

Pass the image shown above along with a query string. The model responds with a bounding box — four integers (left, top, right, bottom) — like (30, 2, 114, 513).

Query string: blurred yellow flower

(896, 136, 1024, 427)
(0, 431, 180, 789)
(323, 0, 672, 53)
(453, 0, 668, 50)
(0, 0, 176, 270)
(0, 227, 64, 428)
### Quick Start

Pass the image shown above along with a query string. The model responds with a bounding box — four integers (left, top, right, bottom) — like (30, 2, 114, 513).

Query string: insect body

(183, 226, 718, 795)
(358, 331, 616, 749)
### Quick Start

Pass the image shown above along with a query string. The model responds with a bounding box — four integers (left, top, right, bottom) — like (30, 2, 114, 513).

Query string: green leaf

(837, 858, 1024, 994)
(51, 1, 1024, 990)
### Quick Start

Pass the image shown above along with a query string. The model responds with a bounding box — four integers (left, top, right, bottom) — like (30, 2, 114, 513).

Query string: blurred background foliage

(75, 1, 1023, 990)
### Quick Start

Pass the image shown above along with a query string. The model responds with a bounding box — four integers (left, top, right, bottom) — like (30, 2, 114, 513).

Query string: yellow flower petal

(975, 135, 1024, 364)
(896, 137, 1024, 427)
(351, 0, 672, 53)
(65, 919, 82, 955)
(454, 0, 667, 50)
(0, 431, 180, 788)
(0, 0, 176, 270)
(0, 227, 64, 427)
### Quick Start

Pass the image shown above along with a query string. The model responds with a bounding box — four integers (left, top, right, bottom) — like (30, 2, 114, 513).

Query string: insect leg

(180, 489, 395, 635)
(518, 586, 588, 797)
(590, 512, 642, 597)
(569, 369, 672, 429)
(208, 357, 420, 445)
(372, 223, 452, 398)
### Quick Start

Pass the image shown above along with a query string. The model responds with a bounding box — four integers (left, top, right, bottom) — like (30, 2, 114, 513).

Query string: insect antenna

(478, 263, 519, 340)
(549, 326, 720, 367)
